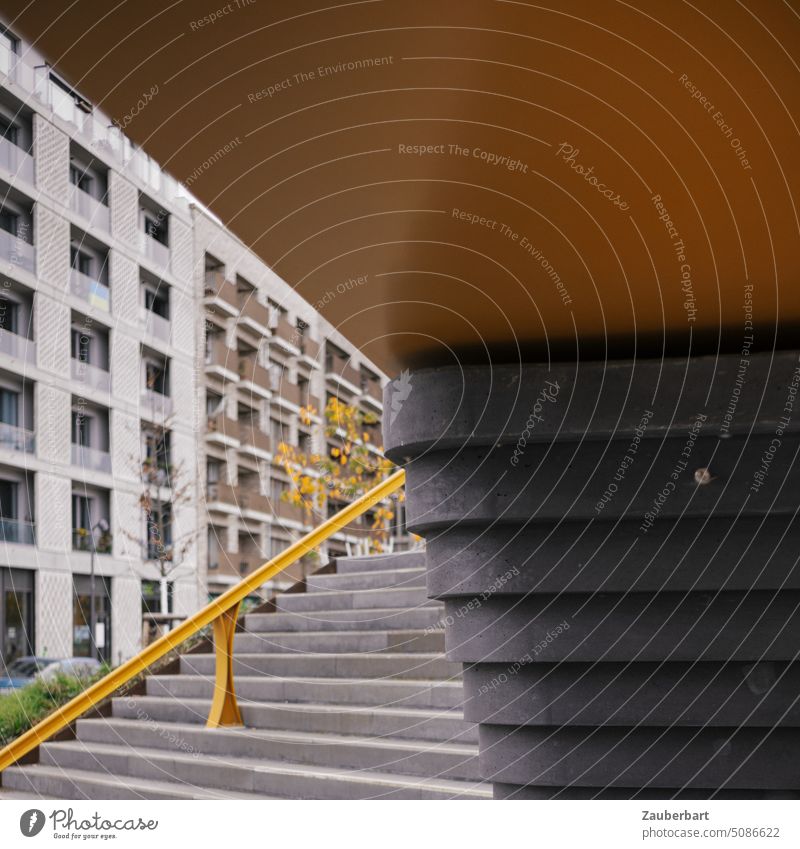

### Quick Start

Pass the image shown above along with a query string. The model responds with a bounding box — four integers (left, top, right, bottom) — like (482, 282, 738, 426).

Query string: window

(72, 575, 111, 663)
(70, 164, 93, 194)
(141, 580, 173, 615)
(146, 503, 172, 561)
(144, 212, 168, 245)
(0, 480, 16, 519)
(270, 418, 286, 446)
(0, 209, 18, 237)
(0, 389, 18, 426)
(1, 567, 34, 666)
(71, 409, 92, 447)
(206, 459, 220, 485)
(0, 117, 17, 146)
(143, 428, 170, 473)
(144, 286, 169, 319)
(270, 479, 288, 503)
(70, 246, 92, 276)
(145, 360, 168, 395)
(0, 297, 19, 335)
(71, 328, 91, 363)
(205, 391, 222, 417)
(72, 492, 92, 532)
(0, 26, 19, 57)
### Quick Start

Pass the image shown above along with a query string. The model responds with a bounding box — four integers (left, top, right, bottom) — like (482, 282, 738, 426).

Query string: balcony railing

(0, 137, 34, 184)
(140, 232, 171, 270)
(272, 314, 299, 351)
(71, 443, 112, 474)
(0, 421, 34, 453)
(274, 380, 302, 407)
(0, 228, 35, 275)
(239, 295, 270, 330)
(326, 354, 361, 391)
(141, 306, 171, 344)
(70, 269, 110, 313)
(274, 497, 305, 524)
(206, 481, 238, 507)
(239, 491, 270, 515)
(69, 188, 110, 233)
(237, 357, 271, 392)
(0, 518, 35, 545)
(205, 337, 237, 372)
(72, 528, 113, 553)
(204, 272, 239, 312)
(141, 389, 173, 418)
(0, 330, 35, 364)
(238, 423, 271, 455)
(70, 358, 111, 393)
(206, 413, 239, 442)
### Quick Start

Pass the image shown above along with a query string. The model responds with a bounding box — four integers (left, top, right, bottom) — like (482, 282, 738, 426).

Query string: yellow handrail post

(206, 603, 243, 728)
(0, 468, 405, 774)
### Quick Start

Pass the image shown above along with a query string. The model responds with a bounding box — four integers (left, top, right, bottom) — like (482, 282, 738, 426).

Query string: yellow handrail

(0, 469, 406, 773)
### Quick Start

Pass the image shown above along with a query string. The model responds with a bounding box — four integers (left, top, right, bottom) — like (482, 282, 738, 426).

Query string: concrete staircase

(2, 551, 489, 800)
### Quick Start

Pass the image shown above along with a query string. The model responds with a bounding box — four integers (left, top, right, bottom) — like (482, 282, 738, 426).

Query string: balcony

(206, 481, 239, 510)
(0, 422, 34, 454)
(140, 232, 171, 271)
(141, 389, 173, 418)
(0, 329, 35, 364)
(325, 353, 361, 394)
(0, 229, 35, 275)
(298, 335, 321, 366)
(141, 306, 171, 345)
(239, 295, 270, 333)
(0, 137, 34, 185)
(239, 490, 270, 515)
(0, 518, 34, 545)
(70, 188, 110, 233)
(237, 357, 271, 397)
(70, 268, 110, 313)
(274, 497, 305, 524)
(271, 313, 300, 355)
(205, 337, 238, 377)
(204, 272, 239, 315)
(238, 423, 271, 457)
(70, 358, 111, 393)
(71, 443, 112, 474)
(206, 413, 239, 445)
(360, 377, 383, 410)
(274, 379, 302, 408)
(307, 394, 323, 415)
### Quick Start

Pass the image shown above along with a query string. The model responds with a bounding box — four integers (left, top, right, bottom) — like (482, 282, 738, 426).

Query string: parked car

(0, 656, 101, 694)
(0, 657, 58, 694)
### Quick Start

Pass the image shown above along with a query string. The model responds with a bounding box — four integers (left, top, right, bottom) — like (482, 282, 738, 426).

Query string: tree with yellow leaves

(274, 396, 401, 552)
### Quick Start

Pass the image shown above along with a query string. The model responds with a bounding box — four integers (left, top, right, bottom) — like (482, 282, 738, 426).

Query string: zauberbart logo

(19, 809, 45, 837)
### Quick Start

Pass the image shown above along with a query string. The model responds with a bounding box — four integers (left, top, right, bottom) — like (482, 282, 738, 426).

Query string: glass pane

(3, 587, 31, 665)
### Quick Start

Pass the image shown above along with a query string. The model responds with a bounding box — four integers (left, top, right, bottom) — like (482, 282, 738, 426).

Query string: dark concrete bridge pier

(384, 353, 800, 799)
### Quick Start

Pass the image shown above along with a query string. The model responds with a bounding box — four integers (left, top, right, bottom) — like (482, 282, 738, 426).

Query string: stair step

(245, 607, 444, 632)
(147, 674, 465, 709)
(114, 696, 478, 743)
(308, 567, 427, 592)
(275, 585, 435, 613)
(1, 763, 268, 800)
(39, 741, 490, 800)
(180, 652, 460, 681)
(74, 718, 482, 781)
(233, 629, 444, 654)
(335, 551, 426, 574)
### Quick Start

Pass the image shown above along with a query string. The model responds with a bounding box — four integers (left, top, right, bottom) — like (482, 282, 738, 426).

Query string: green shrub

(0, 668, 109, 747)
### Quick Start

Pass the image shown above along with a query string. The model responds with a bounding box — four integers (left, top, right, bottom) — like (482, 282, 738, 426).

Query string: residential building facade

(0, 20, 406, 667)
(0, 24, 201, 668)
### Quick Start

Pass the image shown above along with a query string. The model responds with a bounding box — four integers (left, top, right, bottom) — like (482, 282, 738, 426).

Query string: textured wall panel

(112, 488, 142, 561)
(109, 249, 139, 325)
(111, 409, 141, 483)
(35, 383, 70, 464)
(34, 205, 69, 290)
(170, 216, 193, 283)
(32, 115, 69, 200)
(170, 286, 195, 356)
(111, 575, 142, 662)
(34, 474, 70, 552)
(110, 332, 140, 403)
(35, 569, 72, 658)
(109, 171, 139, 248)
(34, 294, 70, 377)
